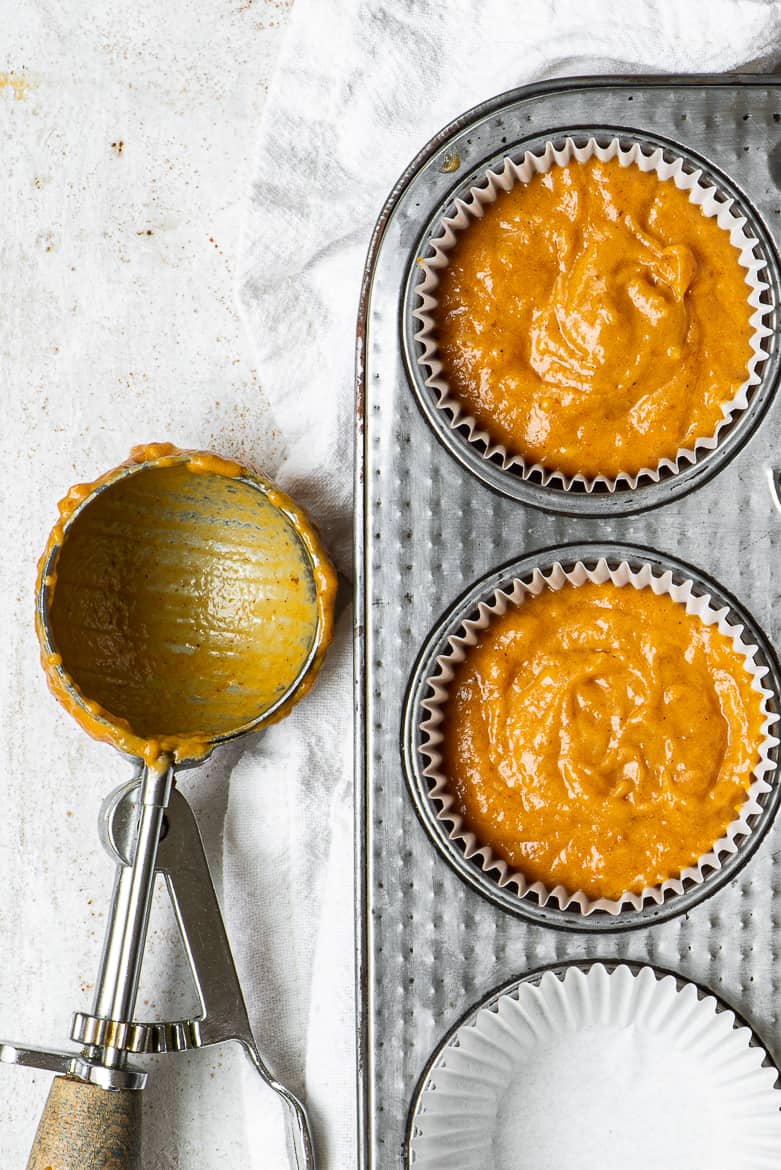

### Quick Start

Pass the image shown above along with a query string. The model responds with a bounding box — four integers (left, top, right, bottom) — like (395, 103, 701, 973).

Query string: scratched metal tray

(354, 75, 781, 1170)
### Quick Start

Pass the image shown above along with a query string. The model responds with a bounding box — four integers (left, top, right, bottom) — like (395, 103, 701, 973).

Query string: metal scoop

(1, 443, 336, 1170)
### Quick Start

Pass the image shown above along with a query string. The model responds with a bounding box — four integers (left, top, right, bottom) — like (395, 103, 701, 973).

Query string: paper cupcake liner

(412, 135, 773, 493)
(418, 557, 780, 916)
(408, 963, 781, 1170)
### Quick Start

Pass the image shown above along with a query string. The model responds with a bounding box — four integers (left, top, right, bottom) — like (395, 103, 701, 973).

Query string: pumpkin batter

(37, 444, 336, 763)
(433, 156, 754, 479)
(441, 581, 765, 901)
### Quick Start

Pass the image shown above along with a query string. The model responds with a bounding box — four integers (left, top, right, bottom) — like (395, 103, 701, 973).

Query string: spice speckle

(0, 71, 33, 101)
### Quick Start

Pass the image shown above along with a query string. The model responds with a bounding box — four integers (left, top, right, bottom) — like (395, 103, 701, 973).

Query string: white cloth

(231, 3, 781, 1167)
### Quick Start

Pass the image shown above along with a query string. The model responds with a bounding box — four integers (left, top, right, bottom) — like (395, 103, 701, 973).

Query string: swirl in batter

(441, 581, 765, 900)
(434, 157, 753, 478)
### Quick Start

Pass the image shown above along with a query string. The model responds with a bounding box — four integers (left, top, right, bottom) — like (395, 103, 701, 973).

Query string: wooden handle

(26, 1076, 141, 1170)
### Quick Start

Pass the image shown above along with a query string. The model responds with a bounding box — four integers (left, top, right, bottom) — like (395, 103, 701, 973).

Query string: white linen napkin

(231, 3, 781, 1167)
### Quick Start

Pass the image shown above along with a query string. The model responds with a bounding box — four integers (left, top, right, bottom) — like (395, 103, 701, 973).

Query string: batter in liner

(441, 580, 765, 900)
(434, 156, 754, 479)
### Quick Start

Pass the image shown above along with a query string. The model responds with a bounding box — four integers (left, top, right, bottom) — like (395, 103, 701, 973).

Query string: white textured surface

(0, 2, 290, 1165)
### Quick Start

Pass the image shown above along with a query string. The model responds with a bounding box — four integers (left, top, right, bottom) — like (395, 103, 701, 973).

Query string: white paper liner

(412, 136, 773, 492)
(409, 964, 781, 1170)
(419, 558, 780, 916)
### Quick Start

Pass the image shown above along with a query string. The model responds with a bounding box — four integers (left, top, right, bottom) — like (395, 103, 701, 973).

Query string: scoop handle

(26, 1076, 141, 1170)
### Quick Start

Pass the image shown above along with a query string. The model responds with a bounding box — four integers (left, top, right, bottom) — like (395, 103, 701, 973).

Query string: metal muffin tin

(355, 75, 781, 1170)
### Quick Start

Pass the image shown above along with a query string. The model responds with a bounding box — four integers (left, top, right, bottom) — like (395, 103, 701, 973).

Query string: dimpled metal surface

(356, 76, 781, 1170)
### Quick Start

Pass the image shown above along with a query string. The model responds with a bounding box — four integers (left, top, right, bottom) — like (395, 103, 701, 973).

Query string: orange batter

(441, 581, 765, 901)
(433, 157, 754, 479)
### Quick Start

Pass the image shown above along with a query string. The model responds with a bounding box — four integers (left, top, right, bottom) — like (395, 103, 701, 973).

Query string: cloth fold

(231, 2, 781, 1166)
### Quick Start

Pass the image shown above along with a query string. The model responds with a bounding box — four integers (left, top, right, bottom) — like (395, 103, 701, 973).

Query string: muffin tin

(355, 75, 781, 1170)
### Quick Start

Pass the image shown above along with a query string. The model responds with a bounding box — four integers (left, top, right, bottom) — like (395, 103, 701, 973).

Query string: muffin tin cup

(410, 134, 774, 501)
(403, 543, 781, 929)
(407, 961, 781, 1170)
